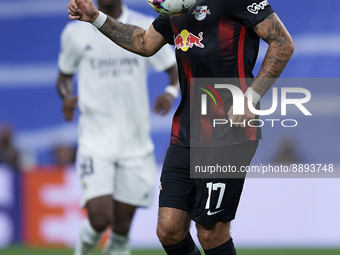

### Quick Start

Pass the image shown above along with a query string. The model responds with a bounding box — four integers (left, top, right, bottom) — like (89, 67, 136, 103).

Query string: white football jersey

(58, 6, 176, 159)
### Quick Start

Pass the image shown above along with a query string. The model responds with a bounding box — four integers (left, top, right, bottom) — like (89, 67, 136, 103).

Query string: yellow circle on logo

(180, 29, 189, 52)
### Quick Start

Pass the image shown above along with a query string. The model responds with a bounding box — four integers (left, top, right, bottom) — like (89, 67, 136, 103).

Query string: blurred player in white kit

(57, 0, 178, 254)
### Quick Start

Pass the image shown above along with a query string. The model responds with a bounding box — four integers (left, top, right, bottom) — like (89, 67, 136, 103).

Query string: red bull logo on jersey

(174, 30, 204, 52)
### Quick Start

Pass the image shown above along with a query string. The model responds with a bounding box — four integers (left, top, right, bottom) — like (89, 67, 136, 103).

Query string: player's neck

(99, 6, 123, 20)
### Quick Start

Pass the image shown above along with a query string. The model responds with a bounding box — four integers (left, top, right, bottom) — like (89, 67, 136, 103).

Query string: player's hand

(62, 96, 78, 121)
(153, 93, 174, 116)
(68, 0, 99, 23)
(227, 97, 255, 128)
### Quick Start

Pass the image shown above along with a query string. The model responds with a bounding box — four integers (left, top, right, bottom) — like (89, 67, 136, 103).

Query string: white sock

(75, 219, 103, 255)
(102, 232, 130, 255)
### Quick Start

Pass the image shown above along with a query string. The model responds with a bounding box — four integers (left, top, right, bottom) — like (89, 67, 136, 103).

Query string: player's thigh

(190, 141, 259, 225)
(112, 200, 137, 222)
(76, 152, 115, 208)
(86, 195, 113, 225)
(112, 200, 137, 235)
(114, 153, 156, 207)
(192, 177, 245, 225)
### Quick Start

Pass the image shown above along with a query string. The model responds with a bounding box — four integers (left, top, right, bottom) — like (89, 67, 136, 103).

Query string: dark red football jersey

(153, 0, 274, 147)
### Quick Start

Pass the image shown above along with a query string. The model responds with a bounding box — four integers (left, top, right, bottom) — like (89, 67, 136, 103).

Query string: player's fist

(68, 0, 99, 23)
(62, 96, 78, 121)
(227, 97, 255, 128)
(153, 93, 174, 116)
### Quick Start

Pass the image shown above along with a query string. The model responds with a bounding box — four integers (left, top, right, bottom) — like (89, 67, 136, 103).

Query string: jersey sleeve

(226, 0, 274, 28)
(152, 15, 174, 45)
(58, 23, 82, 75)
(147, 44, 176, 72)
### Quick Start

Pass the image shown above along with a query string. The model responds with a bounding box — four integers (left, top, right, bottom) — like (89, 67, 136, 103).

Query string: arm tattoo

(252, 13, 294, 96)
(99, 16, 149, 56)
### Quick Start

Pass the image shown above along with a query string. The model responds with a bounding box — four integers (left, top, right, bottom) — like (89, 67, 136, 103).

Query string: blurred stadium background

(0, 0, 339, 254)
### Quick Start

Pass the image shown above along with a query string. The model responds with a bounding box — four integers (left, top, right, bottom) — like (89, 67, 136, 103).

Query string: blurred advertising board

(22, 166, 84, 247)
(0, 165, 21, 246)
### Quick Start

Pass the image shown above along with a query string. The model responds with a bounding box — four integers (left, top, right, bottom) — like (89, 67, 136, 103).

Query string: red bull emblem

(174, 29, 204, 52)
(192, 6, 211, 21)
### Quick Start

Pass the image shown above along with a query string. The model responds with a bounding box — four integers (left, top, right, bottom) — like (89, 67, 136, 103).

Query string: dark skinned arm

(153, 65, 180, 116)
(56, 71, 78, 121)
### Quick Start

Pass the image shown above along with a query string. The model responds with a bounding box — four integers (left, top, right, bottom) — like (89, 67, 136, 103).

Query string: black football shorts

(159, 141, 259, 225)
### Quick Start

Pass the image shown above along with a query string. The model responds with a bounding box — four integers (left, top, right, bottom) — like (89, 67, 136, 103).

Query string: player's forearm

(251, 13, 294, 97)
(166, 65, 179, 86)
(99, 17, 153, 57)
(57, 72, 74, 100)
(252, 42, 294, 96)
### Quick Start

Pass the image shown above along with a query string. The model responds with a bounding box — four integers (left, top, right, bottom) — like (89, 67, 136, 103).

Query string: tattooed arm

(99, 17, 166, 57)
(67, 0, 166, 56)
(228, 13, 294, 127)
(251, 13, 294, 96)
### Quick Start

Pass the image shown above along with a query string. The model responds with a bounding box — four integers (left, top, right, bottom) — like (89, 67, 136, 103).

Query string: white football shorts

(76, 152, 156, 207)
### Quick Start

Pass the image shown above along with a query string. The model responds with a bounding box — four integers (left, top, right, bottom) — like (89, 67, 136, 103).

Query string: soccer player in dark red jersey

(67, 0, 294, 254)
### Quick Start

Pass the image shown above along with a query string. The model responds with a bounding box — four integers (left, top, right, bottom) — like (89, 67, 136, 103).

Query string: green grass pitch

(1, 247, 339, 255)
